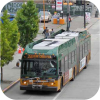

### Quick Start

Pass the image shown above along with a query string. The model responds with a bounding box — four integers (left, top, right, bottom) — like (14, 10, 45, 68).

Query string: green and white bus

(19, 29, 91, 92)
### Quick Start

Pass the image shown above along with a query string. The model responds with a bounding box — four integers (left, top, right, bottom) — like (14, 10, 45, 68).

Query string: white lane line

(52, 89, 65, 100)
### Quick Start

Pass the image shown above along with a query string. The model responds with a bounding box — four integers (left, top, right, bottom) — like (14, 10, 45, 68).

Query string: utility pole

(43, 0, 46, 29)
(84, 0, 86, 28)
(55, 0, 56, 12)
(67, 0, 70, 31)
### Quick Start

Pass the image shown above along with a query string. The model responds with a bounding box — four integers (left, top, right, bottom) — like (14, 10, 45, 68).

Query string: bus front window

(21, 60, 57, 77)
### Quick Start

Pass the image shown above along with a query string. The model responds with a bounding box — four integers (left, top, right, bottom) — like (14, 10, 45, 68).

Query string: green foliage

(0, 10, 20, 67)
(16, 0, 39, 48)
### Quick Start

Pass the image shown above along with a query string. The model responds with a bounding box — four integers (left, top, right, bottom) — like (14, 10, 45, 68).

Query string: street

(2, 20, 100, 100)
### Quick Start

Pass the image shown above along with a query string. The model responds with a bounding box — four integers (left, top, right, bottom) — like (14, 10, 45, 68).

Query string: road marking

(3, 78, 20, 93)
(52, 89, 65, 100)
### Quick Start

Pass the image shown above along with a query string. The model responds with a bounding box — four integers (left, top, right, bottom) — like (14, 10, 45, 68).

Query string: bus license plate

(32, 85, 42, 89)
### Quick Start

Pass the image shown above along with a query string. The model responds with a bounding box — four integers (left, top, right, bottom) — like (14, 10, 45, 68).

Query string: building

(12, 0, 89, 3)
(11, 0, 55, 3)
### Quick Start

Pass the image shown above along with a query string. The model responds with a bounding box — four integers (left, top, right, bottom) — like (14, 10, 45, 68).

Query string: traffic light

(76, 0, 82, 5)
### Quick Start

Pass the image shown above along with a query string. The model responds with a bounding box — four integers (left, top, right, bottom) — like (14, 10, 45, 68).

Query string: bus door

(60, 57, 69, 84)
(64, 56, 69, 84)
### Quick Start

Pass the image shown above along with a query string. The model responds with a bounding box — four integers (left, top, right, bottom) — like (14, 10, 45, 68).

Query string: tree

(16, 0, 39, 48)
(0, 10, 20, 81)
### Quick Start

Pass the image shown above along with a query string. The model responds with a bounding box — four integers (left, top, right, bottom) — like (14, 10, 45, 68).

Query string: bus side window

(87, 41, 90, 51)
(82, 44, 85, 58)
(72, 51, 75, 64)
(85, 42, 88, 53)
(65, 56, 68, 71)
(80, 45, 82, 60)
(68, 52, 71, 68)
(74, 50, 76, 61)
(59, 60, 61, 72)
(61, 58, 65, 74)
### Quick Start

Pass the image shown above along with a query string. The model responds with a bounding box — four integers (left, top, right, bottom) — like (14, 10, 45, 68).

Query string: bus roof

(33, 38, 70, 50)
(55, 31, 79, 39)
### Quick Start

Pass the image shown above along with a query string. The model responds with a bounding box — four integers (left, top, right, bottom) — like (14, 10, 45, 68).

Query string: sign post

(43, 0, 46, 29)
(84, 0, 86, 28)
(66, 0, 70, 31)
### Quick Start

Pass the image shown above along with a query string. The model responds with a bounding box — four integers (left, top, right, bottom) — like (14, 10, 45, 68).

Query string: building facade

(13, 0, 54, 3)
(12, 0, 89, 3)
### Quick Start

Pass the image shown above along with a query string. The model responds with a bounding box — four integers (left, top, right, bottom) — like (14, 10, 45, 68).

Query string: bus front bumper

(20, 85, 57, 91)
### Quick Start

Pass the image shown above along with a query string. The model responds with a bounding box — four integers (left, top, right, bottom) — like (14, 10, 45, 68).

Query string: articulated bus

(19, 29, 91, 92)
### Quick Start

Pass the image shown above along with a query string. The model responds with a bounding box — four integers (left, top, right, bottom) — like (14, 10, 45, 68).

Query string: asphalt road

(3, 20, 100, 100)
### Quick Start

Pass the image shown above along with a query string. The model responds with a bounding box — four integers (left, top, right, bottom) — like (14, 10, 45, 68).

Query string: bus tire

(84, 64, 87, 69)
(58, 78, 63, 92)
(71, 68, 75, 81)
(84, 57, 88, 69)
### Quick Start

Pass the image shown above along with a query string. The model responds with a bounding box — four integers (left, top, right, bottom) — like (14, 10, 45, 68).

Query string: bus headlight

(51, 83, 54, 85)
(24, 81, 27, 84)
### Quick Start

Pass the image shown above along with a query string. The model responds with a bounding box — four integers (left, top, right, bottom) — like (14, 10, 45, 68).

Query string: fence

(1, 2, 92, 16)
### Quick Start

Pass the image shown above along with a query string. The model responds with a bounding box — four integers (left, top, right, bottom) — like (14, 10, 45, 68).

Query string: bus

(19, 29, 91, 92)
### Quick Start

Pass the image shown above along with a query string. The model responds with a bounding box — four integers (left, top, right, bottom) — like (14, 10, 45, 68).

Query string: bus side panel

(76, 46, 80, 74)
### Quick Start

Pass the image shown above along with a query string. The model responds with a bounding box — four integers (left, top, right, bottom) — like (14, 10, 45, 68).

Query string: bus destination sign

(28, 54, 51, 59)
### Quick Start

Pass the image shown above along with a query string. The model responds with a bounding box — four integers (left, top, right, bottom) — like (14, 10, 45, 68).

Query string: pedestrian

(50, 29, 54, 35)
(69, 16, 71, 28)
(42, 27, 48, 34)
(45, 29, 49, 38)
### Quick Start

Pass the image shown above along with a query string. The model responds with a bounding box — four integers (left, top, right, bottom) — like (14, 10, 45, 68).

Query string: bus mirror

(59, 72, 62, 76)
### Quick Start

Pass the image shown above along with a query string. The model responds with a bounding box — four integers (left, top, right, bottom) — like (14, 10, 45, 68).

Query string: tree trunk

(1, 67, 3, 82)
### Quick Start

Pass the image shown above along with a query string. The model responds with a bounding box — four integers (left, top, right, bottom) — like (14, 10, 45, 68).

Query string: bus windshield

(21, 60, 57, 77)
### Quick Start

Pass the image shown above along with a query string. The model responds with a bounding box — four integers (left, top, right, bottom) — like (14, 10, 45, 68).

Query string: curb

(87, 19, 99, 30)
(75, 19, 99, 31)
(2, 78, 20, 93)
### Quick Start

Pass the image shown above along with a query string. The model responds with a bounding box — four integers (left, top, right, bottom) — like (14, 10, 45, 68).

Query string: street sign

(85, 12, 91, 23)
(56, 0, 63, 11)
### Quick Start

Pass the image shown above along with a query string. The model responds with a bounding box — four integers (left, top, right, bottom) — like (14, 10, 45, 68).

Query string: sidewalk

(34, 16, 79, 41)
(0, 16, 99, 90)
(34, 16, 99, 41)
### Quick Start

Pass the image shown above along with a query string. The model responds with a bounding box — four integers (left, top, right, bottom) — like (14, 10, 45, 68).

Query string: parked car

(0, 12, 3, 23)
(9, 13, 16, 21)
(39, 11, 52, 22)
(0, 12, 16, 22)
